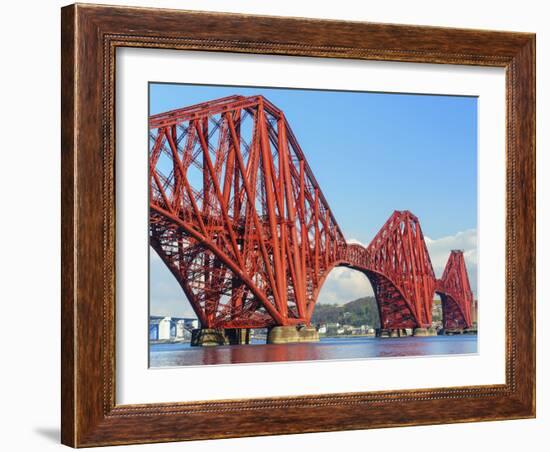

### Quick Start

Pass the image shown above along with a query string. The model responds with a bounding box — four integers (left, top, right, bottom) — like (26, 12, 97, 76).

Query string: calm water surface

(149, 335, 477, 367)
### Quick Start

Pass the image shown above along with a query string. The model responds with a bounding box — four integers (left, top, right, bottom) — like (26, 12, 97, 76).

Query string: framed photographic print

(61, 3, 535, 447)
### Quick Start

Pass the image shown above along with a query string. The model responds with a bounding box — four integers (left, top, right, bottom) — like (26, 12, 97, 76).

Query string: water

(149, 335, 477, 367)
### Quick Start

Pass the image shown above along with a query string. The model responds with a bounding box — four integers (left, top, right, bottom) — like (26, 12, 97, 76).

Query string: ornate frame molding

(61, 4, 535, 447)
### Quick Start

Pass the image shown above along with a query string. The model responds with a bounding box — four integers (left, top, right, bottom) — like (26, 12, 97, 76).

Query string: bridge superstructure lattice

(149, 95, 473, 330)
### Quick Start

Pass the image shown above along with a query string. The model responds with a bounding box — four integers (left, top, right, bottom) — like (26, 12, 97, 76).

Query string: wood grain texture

(61, 5, 76, 447)
(60, 3, 536, 447)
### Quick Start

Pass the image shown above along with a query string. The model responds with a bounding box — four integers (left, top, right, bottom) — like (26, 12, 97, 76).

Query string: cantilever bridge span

(149, 95, 473, 331)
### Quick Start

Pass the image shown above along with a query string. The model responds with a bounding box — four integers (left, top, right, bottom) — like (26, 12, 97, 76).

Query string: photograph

(148, 83, 478, 367)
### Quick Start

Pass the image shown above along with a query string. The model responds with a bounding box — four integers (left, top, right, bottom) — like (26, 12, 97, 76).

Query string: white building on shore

(158, 317, 172, 340)
(149, 316, 199, 341)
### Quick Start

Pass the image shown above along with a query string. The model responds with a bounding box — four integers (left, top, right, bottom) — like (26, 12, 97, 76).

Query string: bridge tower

(149, 95, 346, 336)
(362, 211, 436, 333)
(436, 250, 474, 331)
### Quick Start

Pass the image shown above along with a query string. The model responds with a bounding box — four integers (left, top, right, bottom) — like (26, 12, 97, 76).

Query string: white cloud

(317, 266, 374, 305)
(346, 238, 368, 247)
(425, 229, 477, 297)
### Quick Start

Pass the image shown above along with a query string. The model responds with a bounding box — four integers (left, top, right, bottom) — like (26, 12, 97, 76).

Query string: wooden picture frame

(61, 3, 535, 447)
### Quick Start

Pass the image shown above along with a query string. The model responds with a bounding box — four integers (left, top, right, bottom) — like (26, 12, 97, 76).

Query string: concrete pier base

(377, 329, 391, 338)
(377, 328, 413, 338)
(444, 328, 464, 335)
(190, 328, 253, 346)
(190, 328, 228, 346)
(413, 327, 438, 337)
(267, 325, 319, 344)
(225, 328, 251, 345)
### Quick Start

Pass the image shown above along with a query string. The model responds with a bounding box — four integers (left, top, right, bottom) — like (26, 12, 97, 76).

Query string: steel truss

(149, 95, 473, 330)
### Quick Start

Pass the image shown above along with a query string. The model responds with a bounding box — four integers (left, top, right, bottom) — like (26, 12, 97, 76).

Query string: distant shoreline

(149, 338, 190, 345)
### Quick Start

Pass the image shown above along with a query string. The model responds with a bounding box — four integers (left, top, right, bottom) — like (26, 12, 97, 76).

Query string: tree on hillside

(311, 297, 380, 328)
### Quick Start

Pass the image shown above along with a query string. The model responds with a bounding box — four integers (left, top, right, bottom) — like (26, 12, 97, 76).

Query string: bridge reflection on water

(149, 335, 477, 368)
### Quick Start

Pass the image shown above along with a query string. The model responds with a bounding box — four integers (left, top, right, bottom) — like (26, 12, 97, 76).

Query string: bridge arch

(313, 261, 421, 330)
(436, 292, 470, 330)
(150, 211, 285, 329)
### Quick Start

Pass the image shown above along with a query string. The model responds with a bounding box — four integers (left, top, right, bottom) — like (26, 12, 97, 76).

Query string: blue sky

(149, 83, 478, 316)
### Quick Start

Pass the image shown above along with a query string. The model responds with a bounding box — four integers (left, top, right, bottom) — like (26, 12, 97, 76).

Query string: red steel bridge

(149, 95, 474, 332)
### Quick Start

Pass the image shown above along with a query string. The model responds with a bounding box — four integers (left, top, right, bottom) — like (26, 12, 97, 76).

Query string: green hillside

(311, 297, 380, 328)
